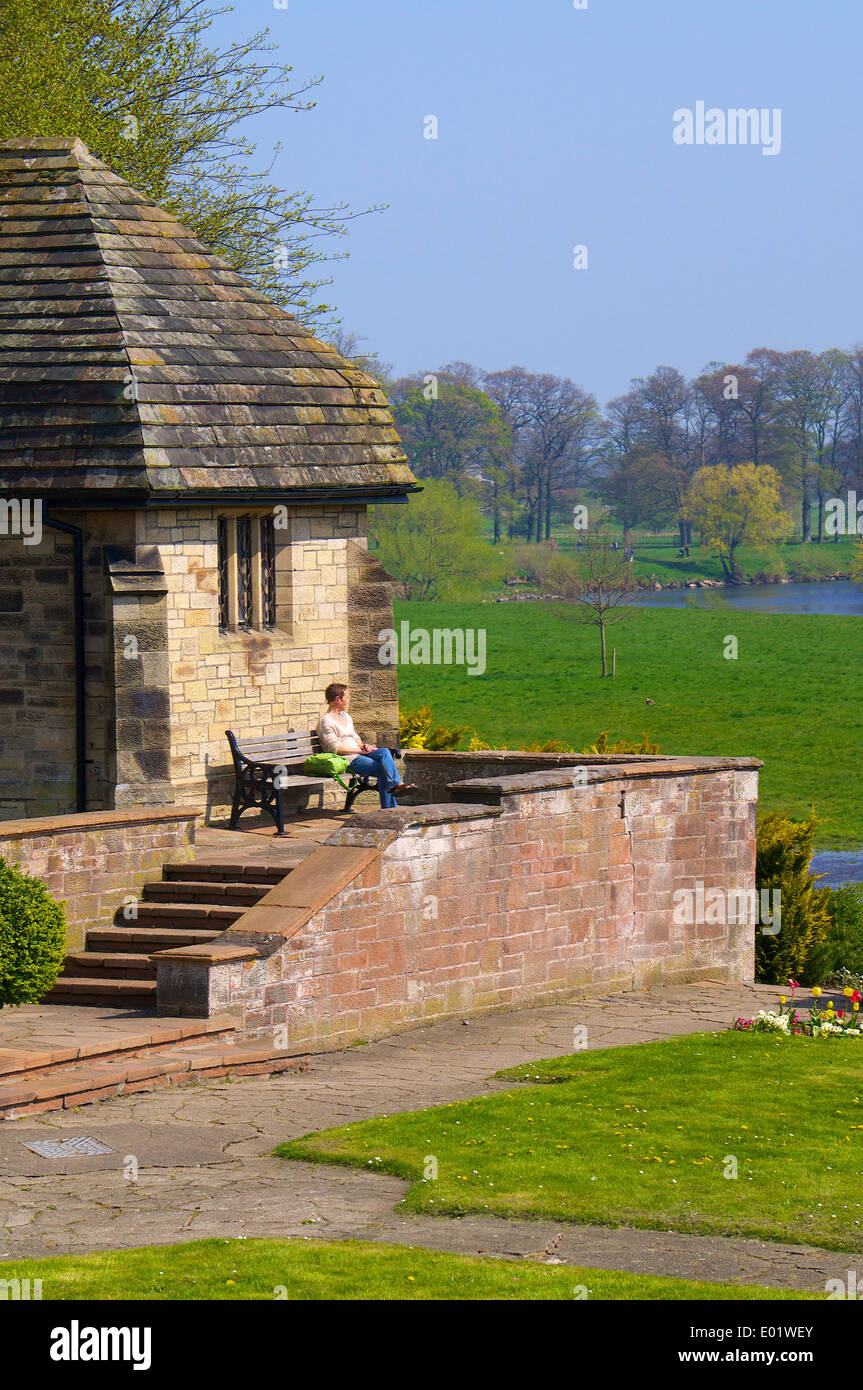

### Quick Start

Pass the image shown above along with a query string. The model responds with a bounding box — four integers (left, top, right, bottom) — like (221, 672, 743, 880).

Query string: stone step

(0, 1015, 239, 1083)
(88, 926, 222, 952)
(0, 1039, 307, 1119)
(115, 901, 247, 928)
(142, 879, 269, 906)
(42, 977, 158, 1008)
(162, 861, 296, 885)
(62, 951, 155, 980)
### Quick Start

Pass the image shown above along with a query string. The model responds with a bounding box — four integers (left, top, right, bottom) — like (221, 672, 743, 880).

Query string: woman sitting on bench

(317, 683, 415, 809)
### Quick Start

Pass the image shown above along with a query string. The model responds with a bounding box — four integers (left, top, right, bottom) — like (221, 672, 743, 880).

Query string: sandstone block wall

(155, 758, 759, 1041)
(0, 511, 130, 820)
(0, 807, 197, 950)
(0, 501, 401, 824)
(134, 504, 398, 820)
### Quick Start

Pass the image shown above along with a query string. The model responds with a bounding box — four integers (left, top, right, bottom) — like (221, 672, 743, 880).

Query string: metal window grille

(217, 517, 229, 632)
(236, 517, 252, 630)
(261, 515, 276, 629)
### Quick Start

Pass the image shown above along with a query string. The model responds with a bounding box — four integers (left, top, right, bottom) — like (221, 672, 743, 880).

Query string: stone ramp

(0, 1006, 308, 1120)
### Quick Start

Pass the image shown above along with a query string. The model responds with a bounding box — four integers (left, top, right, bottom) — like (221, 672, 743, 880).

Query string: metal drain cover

(22, 1136, 115, 1159)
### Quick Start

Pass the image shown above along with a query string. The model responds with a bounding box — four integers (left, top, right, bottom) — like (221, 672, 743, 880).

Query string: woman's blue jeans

(348, 748, 401, 808)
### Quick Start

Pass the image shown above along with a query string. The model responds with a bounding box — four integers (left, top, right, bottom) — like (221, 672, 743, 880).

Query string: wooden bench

(225, 728, 400, 836)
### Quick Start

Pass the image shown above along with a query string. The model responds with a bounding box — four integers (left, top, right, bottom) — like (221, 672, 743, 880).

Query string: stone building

(0, 137, 416, 821)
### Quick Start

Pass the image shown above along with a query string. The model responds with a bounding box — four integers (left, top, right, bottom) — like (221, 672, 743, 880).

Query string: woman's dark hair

(325, 683, 347, 704)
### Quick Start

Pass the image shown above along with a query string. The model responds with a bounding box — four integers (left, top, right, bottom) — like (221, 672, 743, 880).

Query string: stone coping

(404, 750, 762, 772)
(155, 804, 505, 975)
(403, 750, 663, 765)
(448, 757, 762, 800)
(0, 806, 200, 839)
(333, 802, 503, 832)
(155, 843, 388, 967)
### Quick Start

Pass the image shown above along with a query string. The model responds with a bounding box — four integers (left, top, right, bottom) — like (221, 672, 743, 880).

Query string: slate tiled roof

(0, 137, 415, 502)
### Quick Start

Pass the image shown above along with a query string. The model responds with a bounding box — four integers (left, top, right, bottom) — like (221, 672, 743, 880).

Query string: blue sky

(213, 0, 862, 406)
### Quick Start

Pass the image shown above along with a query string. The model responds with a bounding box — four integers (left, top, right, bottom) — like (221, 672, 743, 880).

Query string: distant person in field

(317, 683, 415, 809)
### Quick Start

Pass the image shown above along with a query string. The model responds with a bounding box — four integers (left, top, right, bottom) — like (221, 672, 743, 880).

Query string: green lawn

(547, 533, 858, 585)
(394, 601, 863, 847)
(276, 1031, 863, 1253)
(0, 1235, 815, 1300)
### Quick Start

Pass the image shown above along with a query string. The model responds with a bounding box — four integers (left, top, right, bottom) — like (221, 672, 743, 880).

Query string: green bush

(582, 730, 660, 755)
(755, 812, 831, 984)
(807, 885, 863, 983)
(398, 705, 468, 751)
(0, 858, 67, 1007)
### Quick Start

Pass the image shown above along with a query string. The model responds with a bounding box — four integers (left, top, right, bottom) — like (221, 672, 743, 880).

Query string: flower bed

(735, 980, 863, 1037)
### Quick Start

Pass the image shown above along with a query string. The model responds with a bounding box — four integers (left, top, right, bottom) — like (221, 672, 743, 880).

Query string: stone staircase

(0, 1014, 309, 1120)
(44, 859, 293, 1008)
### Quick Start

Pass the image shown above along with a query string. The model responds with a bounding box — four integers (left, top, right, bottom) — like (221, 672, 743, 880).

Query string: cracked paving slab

(2, 981, 846, 1292)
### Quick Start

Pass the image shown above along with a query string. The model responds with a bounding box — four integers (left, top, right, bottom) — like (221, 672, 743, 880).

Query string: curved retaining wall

(154, 756, 760, 1047)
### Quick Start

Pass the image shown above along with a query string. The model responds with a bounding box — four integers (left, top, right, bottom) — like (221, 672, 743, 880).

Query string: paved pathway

(0, 980, 852, 1292)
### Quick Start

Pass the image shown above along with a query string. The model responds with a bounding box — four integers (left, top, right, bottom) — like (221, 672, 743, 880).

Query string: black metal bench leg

(229, 787, 245, 830)
(274, 786, 287, 836)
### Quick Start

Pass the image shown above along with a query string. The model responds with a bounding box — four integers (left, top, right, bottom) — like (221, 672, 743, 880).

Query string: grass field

(277, 1031, 863, 1254)
(0, 1236, 813, 1301)
(543, 532, 859, 586)
(394, 600, 863, 848)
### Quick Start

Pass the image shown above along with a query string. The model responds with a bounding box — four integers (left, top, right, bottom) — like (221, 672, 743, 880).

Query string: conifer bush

(755, 812, 831, 983)
(0, 858, 67, 1007)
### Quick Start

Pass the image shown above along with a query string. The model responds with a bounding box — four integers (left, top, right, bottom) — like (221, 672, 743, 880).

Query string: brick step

(162, 861, 296, 885)
(87, 926, 222, 953)
(116, 901, 247, 928)
(142, 879, 269, 906)
(42, 977, 158, 1008)
(62, 952, 155, 980)
(0, 1015, 239, 1084)
(0, 1040, 308, 1119)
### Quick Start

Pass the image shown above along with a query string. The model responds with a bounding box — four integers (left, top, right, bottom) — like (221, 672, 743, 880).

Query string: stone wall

(0, 807, 197, 950)
(0, 500, 401, 824)
(0, 510, 131, 821)
(155, 757, 759, 1040)
(403, 750, 665, 806)
(133, 503, 397, 820)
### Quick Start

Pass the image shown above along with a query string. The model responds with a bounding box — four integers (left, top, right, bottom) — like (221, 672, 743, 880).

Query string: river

(629, 578, 863, 615)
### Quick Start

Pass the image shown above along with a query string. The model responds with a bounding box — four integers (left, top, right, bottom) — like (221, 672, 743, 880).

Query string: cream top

(317, 710, 363, 755)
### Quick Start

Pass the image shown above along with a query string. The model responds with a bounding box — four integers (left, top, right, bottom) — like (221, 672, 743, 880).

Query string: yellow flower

(780, 996, 786, 1006)
(845, 988, 854, 998)
(855, 1003, 860, 1013)
(813, 987, 822, 998)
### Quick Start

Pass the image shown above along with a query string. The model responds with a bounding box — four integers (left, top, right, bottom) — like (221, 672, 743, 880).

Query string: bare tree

(563, 534, 637, 677)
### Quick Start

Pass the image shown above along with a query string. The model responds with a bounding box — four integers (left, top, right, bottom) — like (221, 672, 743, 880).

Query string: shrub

(521, 739, 574, 753)
(755, 811, 831, 983)
(808, 885, 863, 983)
(582, 730, 660, 755)
(0, 857, 67, 1007)
(399, 705, 468, 751)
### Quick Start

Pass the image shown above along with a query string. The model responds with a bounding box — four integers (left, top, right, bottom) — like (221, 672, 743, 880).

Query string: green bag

(304, 753, 350, 779)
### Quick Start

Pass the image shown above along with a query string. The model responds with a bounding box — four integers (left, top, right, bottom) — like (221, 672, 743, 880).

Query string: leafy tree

(369, 480, 502, 600)
(484, 367, 601, 542)
(683, 463, 791, 582)
(0, 0, 374, 320)
(393, 378, 511, 490)
(602, 453, 676, 544)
